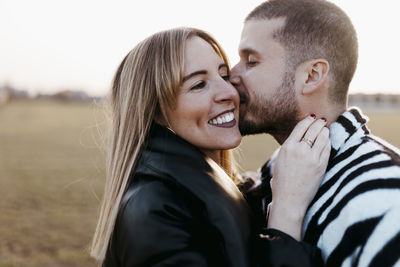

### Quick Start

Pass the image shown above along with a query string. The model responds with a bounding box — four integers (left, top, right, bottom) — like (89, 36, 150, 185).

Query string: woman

(91, 27, 330, 266)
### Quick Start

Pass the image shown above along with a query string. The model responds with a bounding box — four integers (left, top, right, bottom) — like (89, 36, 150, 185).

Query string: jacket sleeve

(254, 228, 324, 267)
(112, 180, 209, 267)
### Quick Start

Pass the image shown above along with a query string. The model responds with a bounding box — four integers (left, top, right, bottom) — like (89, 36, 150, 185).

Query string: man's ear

(302, 59, 330, 95)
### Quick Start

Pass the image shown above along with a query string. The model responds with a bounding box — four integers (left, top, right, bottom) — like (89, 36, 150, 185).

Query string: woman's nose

(215, 80, 239, 103)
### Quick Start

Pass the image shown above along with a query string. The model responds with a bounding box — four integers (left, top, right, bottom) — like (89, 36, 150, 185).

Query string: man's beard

(239, 71, 300, 144)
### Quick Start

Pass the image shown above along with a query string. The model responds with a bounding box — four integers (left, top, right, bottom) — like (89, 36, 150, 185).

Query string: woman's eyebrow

(182, 70, 207, 82)
(183, 63, 228, 82)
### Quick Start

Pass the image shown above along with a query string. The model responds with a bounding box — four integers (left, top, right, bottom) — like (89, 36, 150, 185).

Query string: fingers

(286, 115, 317, 142)
(312, 126, 330, 155)
(286, 115, 328, 148)
(320, 140, 332, 167)
(301, 118, 327, 146)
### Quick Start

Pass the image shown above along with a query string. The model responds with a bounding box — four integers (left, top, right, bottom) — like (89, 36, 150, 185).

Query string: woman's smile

(208, 109, 236, 128)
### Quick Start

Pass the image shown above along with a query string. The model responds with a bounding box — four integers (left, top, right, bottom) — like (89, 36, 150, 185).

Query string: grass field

(1, 101, 399, 266)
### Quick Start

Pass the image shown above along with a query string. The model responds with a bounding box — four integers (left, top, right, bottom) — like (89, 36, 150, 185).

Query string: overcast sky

(1, 0, 399, 96)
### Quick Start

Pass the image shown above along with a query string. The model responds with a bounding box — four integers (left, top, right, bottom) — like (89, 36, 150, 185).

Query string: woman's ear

(302, 59, 330, 95)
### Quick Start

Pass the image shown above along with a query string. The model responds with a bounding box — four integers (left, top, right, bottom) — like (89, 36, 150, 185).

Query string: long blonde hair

(90, 27, 237, 261)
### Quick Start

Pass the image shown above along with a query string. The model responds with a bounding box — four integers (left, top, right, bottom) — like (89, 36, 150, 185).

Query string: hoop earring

(164, 116, 176, 134)
(166, 126, 176, 134)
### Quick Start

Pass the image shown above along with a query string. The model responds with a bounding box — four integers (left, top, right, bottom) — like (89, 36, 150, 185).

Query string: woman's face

(166, 36, 241, 157)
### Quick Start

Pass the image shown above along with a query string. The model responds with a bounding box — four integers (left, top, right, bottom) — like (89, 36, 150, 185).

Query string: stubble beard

(239, 71, 300, 145)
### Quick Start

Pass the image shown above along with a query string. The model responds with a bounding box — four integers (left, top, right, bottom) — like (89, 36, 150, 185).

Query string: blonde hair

(90, 27, 237, 261)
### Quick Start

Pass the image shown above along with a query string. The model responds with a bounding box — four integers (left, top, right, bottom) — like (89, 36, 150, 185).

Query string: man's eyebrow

(239, 48, 260, 57)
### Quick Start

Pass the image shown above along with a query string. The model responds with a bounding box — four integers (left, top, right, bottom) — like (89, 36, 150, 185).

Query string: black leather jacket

(103, 124, 322, 267)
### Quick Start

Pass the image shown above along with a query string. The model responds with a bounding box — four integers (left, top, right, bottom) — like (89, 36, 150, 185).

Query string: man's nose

(229, 64, 241, 86)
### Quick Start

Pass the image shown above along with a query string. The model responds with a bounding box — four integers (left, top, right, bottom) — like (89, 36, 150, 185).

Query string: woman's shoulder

(118, 176, 195, 227)
(110, 176, 204, 266)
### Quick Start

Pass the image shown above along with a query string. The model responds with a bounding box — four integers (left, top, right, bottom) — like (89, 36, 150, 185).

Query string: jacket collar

(329, 107, 370, 157)
(136, 123, 245, 196)
(137, 123, 211, 174)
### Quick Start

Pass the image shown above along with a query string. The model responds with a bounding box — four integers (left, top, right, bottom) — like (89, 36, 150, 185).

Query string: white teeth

(208, 111, 235, 125)
(225, 113, 231, 122)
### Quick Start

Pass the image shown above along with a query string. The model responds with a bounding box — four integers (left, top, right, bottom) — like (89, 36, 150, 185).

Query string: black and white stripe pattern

(261, 108, 400, 266)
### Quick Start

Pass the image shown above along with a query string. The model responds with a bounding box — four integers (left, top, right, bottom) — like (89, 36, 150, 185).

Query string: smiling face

(230, 18, 300, 143)
(165, 36, 242, 158)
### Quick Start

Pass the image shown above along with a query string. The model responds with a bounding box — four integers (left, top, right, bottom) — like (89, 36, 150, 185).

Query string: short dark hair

(246, 0, 358, 105)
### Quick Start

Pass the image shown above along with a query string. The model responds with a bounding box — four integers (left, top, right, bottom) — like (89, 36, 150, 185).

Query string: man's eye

(221, 74, 230, 81)
(191, 81, 206, 90)
(247, 61, 257, 67)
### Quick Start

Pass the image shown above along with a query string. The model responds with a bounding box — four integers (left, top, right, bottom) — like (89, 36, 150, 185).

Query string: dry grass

(0, 101, 106, 267)
(0, 101, 399, 266)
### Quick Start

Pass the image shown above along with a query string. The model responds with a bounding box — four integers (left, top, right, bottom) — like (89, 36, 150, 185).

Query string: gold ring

(301, 137, 314, 148)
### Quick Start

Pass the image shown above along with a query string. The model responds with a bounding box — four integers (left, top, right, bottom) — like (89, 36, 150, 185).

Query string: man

(230, 0, 400, 266)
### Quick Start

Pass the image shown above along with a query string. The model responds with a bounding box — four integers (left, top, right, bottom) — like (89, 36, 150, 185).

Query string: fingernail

(321, 117, 327, 122)
(310, 113, 316, 119)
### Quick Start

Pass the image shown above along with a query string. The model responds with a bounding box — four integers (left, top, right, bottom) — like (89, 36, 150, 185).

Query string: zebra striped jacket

(259, 108, 400, 267)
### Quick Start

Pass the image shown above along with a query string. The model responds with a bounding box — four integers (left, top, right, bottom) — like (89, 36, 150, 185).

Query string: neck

(274, 104, 347, 145)
(301, 101, 346, 127)
(317, 104, 346, 127)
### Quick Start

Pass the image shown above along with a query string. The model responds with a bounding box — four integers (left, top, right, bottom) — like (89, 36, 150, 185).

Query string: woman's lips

(208, 111, 236, 128)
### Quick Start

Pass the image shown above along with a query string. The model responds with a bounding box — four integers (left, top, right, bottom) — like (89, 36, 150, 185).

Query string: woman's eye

(191, 81, 206, 90)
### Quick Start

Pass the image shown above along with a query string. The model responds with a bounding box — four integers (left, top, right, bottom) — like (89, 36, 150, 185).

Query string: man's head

(231, 0, 358, 143)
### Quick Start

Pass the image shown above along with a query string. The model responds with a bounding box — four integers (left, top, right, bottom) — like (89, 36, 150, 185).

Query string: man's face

(230, 18, 300, 143)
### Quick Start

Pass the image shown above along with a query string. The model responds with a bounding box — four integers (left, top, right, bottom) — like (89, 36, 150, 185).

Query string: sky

(1, 0, 399, 97)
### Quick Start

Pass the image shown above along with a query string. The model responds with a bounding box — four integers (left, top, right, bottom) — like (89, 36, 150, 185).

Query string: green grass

(0, 101, 399, 266)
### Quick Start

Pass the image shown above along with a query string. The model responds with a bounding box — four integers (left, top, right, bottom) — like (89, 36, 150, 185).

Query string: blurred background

(1, 0, 399, 266)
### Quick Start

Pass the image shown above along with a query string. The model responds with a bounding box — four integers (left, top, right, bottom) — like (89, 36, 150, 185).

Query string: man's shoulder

(364, 134, 400, 164)
(330, 132, 400, 186)
(335, 126, 400, 168)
